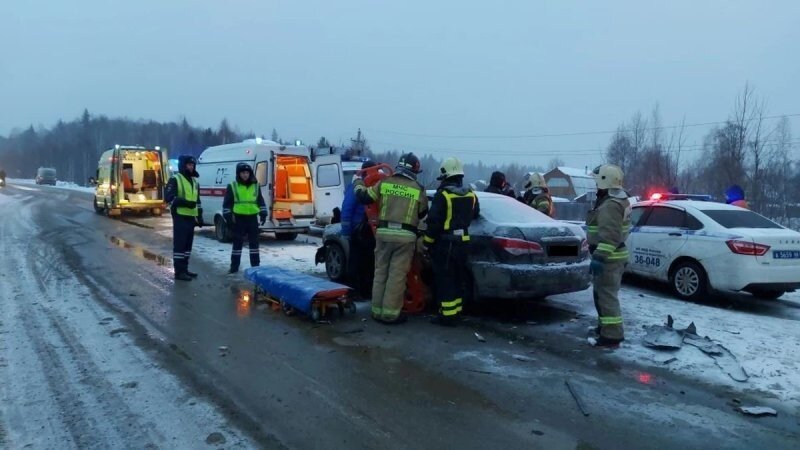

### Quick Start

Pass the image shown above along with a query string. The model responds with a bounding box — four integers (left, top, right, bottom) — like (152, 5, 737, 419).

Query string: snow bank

(8, 178, 95, 193)
(549, 288, 800, 410)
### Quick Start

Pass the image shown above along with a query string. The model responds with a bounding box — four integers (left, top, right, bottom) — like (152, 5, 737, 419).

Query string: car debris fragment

(736, 406, 778, 417)
(474, 332, 486, 342)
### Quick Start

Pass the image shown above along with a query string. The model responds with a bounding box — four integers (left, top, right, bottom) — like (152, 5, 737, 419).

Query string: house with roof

(543, 166, 596, 201)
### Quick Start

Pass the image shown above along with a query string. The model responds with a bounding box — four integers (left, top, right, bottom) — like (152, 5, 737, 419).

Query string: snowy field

(9, 177, 95, 193)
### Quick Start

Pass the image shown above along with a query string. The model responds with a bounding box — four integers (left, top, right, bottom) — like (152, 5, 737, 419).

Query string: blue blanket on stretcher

(244, 266, 351, 314)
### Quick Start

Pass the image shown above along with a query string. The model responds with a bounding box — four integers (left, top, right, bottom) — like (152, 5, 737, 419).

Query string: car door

(631, 205, 690, 278)
(624, 205, 649, 275)
(311, 154, 344, 224)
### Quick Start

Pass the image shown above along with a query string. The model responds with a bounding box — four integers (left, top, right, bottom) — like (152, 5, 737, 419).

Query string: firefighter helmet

(523, 172, 547, 191)
(593, 164, 624, 190)
(397, 153, 422, 174)
(437, 157, 465, 180)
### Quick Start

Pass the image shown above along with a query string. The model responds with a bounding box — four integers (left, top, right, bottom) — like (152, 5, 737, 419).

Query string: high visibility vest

(376, 178, 423, 239)
(231, 181, 260, 215)
(174, 173, 198, 217)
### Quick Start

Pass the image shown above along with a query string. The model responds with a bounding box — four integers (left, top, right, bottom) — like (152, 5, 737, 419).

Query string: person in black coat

(223, 162, 268, 273)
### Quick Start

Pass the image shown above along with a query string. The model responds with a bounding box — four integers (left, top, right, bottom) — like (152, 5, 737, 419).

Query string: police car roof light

(650, 193, 712, 202)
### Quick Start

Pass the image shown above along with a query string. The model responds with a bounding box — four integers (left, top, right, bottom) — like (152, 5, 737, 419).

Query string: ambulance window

(316, 164, 341, 188)
(255, 162, 267, 187)
(643, 206, 685, 228)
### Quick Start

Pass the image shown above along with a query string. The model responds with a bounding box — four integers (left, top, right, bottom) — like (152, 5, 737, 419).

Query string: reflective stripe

(596, 242, 616, 254)
(599, 316, 623, 325)
(461, 235, 470, 242)
(441, 299, 461, 308)
(443, 191, 454, 230)
(423, 235, 435, 244)
(376, 228, 417, 239)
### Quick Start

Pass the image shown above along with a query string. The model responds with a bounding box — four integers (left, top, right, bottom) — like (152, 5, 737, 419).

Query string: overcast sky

(1, 0, 798, 168)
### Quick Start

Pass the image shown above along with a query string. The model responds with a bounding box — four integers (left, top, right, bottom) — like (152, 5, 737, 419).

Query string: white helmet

(593, 164, 624, 190)
(438, 157, 465, 180)
(523, 172, 547, 191)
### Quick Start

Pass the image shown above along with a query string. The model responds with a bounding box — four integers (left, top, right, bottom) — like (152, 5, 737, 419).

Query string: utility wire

(364, 113, 800, 140)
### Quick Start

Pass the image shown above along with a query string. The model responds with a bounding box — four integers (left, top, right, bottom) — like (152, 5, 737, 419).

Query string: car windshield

(39, 169, 56, 177)
(703, 209, 783, 229)
(478, 194, 553, 223)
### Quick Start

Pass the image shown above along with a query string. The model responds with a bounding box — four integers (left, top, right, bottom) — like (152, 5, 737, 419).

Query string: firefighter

(223, 163, 267, 274)
(354, 153, 428, 324)
(165, 155, 204, 281)
(586, 164, 631, 347)
(725, 185, 749, 209)
(521, 172, 554, 217)
(424, 157, 479, 326)
(341, 160, 377, 298)
(485, 171, 516, 198)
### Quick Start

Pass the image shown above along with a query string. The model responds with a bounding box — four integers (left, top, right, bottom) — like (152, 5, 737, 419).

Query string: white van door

(311, 154, 344, 224)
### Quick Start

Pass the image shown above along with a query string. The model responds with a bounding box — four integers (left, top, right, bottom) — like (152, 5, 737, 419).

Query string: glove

(259, 214, 267, 226)
(589, 259, 604, 276)
(196, 209, 205, 227)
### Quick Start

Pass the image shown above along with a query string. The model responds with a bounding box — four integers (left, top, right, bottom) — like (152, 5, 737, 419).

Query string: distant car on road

(35, 167, 57, 185)
(626, 193, 800, 300)
(319, 191, 591, 301)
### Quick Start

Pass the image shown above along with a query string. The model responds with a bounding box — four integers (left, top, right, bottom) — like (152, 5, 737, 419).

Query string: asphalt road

(1, 183, 797, 449)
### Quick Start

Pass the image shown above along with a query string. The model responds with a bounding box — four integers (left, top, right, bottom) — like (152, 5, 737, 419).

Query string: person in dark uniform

(223, 162, 267, 273)
(165, 155, 204, 281)
(341, 160, 377, 298)
(485, 171, 516, 199)
(424, 157, 480, 326)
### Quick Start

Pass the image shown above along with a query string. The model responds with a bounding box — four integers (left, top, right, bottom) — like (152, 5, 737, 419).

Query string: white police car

(625, 193, 800, 300)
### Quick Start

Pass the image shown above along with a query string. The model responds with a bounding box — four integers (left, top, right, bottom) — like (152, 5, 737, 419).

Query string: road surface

(0, 182, 797, 449)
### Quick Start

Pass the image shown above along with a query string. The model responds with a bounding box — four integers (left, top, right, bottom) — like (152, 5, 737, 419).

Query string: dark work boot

(174, 272, 193, 282)
(186, 270, 198, 278)
(228, 266, 239, 274)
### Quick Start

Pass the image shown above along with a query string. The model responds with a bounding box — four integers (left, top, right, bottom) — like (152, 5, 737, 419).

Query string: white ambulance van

(197, 139, 342, 241)
(93, 145, 170, 216)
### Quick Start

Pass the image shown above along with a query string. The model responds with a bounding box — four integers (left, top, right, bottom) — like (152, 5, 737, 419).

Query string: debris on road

(661, 357, 678, 365)
(218, 346, 229, 357)
(512, 354, 536, 363)
(565, 380, 590, 417)
(642, 315, 748, 382)
(474, 332, 486, 343)
(736, 406, 778, 417)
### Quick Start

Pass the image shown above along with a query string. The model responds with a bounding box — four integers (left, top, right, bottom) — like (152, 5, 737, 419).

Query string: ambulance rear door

(311, 154, 344, 225)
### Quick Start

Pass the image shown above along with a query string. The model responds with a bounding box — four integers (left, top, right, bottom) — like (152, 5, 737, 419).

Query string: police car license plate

(773, 250, 800, 259)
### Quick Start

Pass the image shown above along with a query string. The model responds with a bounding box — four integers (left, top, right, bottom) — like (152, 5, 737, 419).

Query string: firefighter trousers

(592, 260, 625, 341)
(172, 215, 196, 275)
(371, 238, 414, 321)
(431, 239, 467, 319)
(231, 214, 260, 270)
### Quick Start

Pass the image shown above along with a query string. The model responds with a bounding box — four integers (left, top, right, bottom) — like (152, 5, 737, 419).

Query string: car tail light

(492, 237, 543, 256)
(581, 239, 589, 253)
(726, 240, 770, 256)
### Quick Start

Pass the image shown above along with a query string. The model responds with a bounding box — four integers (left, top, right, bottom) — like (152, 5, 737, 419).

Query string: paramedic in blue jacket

(342, 160, 377, 298)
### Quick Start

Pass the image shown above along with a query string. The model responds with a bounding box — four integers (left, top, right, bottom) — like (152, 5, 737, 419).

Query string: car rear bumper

(708, 258, 800, 292)
(471, 259, 591, 299)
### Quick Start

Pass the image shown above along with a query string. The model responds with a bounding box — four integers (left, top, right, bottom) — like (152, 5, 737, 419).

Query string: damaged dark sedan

(318, 191, 591, 301)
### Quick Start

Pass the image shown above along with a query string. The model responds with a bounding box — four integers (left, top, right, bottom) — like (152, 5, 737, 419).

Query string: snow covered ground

(549, 287, 800, 412)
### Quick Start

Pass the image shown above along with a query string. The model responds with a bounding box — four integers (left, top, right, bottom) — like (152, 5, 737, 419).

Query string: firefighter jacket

(424, 180, 480, 245)
(165, 173, 201, 217)
(523, 190, 554, 217)
(354, 173, 428, 243)
(586, 192, 631, 263)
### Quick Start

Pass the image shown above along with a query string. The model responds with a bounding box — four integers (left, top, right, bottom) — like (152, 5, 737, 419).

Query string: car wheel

(275, 232, 298, 241)
(325, 243, 346, 282)
(669, 260, 708, 301)
(215, 217, 232, 243)
(93, 197, 104, 214)
(749, 289, 784, 300)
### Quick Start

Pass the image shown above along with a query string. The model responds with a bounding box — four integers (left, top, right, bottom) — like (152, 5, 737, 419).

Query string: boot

(228, 266, 239, 274)
(174, 272, 193, 282)
(186, 270, 199, 278)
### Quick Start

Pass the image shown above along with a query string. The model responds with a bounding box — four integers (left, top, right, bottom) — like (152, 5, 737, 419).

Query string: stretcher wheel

(347, 302, 357, 314)
(281, 300, 295, 316)
(311, 307, 321, 322)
